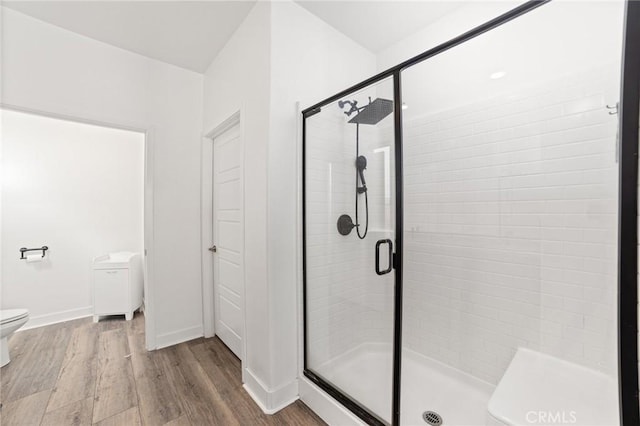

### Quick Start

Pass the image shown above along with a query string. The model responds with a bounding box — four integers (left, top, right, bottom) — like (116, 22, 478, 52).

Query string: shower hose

(355, 123, 368, 239)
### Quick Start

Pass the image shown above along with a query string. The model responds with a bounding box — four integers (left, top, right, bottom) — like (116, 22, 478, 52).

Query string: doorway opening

(1, 107, 153, 348)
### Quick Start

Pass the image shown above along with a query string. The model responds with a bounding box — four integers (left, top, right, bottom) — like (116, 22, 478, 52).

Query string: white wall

(1, 109, 144, 328)
(377, 1, 522, 72)
(1, 7, 204, 348)
(268, 0, 376, 402)
(202, 0, 272, 398)
(202, 0, 376, 412)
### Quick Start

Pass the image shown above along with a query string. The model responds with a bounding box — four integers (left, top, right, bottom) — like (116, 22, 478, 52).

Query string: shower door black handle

(375, 239, 393, 276)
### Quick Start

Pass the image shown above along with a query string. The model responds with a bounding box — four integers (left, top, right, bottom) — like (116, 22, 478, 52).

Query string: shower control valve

(337, 214, 357, 236)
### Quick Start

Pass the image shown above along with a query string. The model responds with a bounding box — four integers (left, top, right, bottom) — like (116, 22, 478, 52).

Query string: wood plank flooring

(0, 313, 326, 426)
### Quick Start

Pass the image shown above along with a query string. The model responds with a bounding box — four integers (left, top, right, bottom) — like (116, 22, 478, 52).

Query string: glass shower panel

(304, 77, 396, 424)
(400, 1, 624, 425)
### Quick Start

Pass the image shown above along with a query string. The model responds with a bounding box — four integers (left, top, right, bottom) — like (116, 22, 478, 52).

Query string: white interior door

(212, 123, 243, 359)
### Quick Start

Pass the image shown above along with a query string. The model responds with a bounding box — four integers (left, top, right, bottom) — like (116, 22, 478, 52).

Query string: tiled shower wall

(306, 109, 368, 367)
(402, 66, 620, 384)
(305, 63, 622, 389)
(305, 101, 394, 370)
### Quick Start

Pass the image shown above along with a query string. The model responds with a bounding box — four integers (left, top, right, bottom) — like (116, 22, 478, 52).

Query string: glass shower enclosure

(304, 76, 398, 424)
(302, 1, 639, 425)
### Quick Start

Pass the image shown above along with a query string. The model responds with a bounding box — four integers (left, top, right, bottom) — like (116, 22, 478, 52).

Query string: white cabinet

(93, 252, 143, 321)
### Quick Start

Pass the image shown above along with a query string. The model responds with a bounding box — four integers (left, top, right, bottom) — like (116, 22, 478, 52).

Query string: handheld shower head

(356, 155, 367, 171)
(356, 155, 367, 192)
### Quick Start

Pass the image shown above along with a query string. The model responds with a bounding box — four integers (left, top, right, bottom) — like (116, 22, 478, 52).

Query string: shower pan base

(315, 343, 494, 425)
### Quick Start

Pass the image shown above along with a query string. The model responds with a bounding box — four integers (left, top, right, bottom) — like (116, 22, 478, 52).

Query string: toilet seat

(1, 309, 29, 325)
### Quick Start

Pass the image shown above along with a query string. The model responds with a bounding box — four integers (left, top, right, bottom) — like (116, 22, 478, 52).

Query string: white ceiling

(294, 1, 465, 53)
(3, 1, 465, 73)
(2, 0, 257, 73)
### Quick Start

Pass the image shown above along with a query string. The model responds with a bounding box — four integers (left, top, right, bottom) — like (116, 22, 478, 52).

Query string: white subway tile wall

(305, 68, 621, 393)
(305, 96, 395, 372)
(402, 66, 620, 384)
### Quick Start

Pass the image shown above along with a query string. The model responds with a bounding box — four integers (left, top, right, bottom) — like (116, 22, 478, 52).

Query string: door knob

(208, 245, 217, 253)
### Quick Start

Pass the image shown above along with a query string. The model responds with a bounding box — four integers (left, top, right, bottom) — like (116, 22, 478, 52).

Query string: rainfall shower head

(348, 98, 393, 125)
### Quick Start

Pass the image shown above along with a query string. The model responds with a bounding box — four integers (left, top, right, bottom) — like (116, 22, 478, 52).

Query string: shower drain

(422, 411, 443, 426)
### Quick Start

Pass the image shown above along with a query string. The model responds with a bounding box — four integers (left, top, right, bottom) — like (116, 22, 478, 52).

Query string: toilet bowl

(0, 309, 29, 367)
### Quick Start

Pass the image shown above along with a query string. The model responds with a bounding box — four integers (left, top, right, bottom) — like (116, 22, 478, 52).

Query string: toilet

(0, 309, 29, 367)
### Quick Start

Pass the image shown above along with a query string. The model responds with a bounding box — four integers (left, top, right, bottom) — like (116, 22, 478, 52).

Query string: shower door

(303, 76, 399, 425)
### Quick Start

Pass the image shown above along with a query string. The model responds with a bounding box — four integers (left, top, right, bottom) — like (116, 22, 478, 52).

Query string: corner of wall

(243, 368, 299, 414)
(265, 0, 378, 407)
(155, 324, 204, 350)
(202, 0, 377, 412)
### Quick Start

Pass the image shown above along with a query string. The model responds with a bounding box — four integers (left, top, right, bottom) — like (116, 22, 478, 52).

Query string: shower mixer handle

(337, 214, 358, 236)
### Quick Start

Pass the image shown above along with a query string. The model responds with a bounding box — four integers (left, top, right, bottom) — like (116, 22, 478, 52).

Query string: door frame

(0, 102, 157, 350)
(201, 110, 247, 361)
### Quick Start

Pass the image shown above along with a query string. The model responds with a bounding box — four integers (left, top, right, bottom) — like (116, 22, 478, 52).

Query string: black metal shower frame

(301, 1, 640, 425)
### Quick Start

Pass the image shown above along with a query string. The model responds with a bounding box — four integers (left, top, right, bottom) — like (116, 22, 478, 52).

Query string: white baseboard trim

(299, 376, 364, 426)
(21, 306, 93, 330)
(243, 368, 299, 415)
(155, 325, 203, 349)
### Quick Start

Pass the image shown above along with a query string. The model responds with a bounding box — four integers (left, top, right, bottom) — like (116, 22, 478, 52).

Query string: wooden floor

(0, 313, 325, 426)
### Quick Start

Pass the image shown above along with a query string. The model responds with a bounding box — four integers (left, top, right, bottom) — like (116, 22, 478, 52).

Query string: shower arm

(338, 100, 359, 117)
